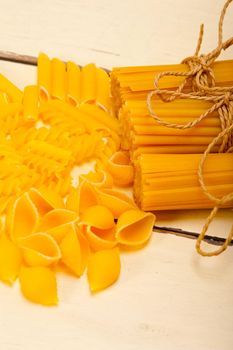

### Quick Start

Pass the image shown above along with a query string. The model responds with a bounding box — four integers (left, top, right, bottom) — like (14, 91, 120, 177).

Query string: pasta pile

(0, 53, 155, 305)
(111, 60, 233, 159)
(134, 153, 233, 211)
(111, 60, 233, 211)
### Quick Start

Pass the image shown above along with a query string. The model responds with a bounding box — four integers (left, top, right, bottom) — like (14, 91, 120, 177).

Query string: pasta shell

(79, 169, 113, 188)
(39, 209, 77, 231)
(47, 222, 73, 243)
(19, 232, 61, 267)
(66, 181, 99, 214)
(85, 225, 117, 251)
(87, 248, 120, 292)
(107, 151, 134, 186)
(116, 209, 155, 246)
(80, 205, 114, 230)
(28, 187, 64, 216)
(60, 225, 89, 277)
(19, 266, 58, 306)
(6, 193, 39, 242)
(97, 188, 136, 218)
(0, 234, 22, 285)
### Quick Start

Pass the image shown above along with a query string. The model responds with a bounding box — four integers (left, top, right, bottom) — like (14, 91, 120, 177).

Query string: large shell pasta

(19, 232, 61, 267)
(116, 209, 155, 246)
(87, 248, 120, 292)
(85, 225, 117, 251)
(80, 205, 114, 230)
(19, 266, 58, 306)
(6, 193, 39, 242)
(0, 234, 22, 285)
(39, 209, 77, 242)
(28, 187, 65, 216)
(79, 169, 113, 188)
(107, 151, 134, 186)
(66, 180, 99, 214)
(97, 188, 136, 218)
(60, 225, 89, 277)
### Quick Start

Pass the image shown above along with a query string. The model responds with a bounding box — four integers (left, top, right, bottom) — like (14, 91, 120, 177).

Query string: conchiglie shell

(39, 209, 77, 232)
(6, 193, 39, 242)
(79, 169, 113, 188)
(107, 151, 134, 186)
(116, 209, 155, 246)
(80, 205, 114, 230)
(60, 225, 89, 277)
(19, 266, 58, 306)
(0, 195, 13, 216)
(85, 225, 117, 251)
(19, 232, 61, 267)
(66, 181, 99, 214)
(0, 234, 22, 285)
(28, 187, 64, 216)
(87, 248, 120, 292)
(47, 222, 73, 243)
(97, 188, 136, 218)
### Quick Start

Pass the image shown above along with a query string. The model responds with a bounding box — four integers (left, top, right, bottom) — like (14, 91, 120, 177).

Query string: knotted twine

(147, 0, 233, 256)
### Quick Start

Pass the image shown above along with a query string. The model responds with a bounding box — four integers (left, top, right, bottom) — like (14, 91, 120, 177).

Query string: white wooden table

(0, 1, 232, 349)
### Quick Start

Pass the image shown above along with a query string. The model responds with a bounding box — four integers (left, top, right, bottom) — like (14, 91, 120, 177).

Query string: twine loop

(147, 0, 233, 256)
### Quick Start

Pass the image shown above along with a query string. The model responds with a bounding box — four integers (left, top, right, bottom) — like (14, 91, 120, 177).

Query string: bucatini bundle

(134, 153, 233, 211)
(111, 60, 233, 159)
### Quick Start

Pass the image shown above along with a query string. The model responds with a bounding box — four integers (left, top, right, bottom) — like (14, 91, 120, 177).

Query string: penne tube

(66, 61, 81, 106)
(37, 52, 51, 101)
(51, 58, 66, 101)
(0, 74, 23, 103)
(23, 85, 39, 121)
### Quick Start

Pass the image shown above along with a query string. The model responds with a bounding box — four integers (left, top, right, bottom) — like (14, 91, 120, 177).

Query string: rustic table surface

(0, 1, 232, 349)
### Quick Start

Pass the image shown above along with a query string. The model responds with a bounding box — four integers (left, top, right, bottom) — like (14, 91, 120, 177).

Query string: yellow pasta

(28, 187, 64, 216)
(51, 58, 66, 101)
(23, 85, 39, 121)
(6, 193, 39, 242)
(37, 52, 51, 101)
(80, 169, 113, 188)
(19, 232, 61, 267)
(39, 209, 77, 232)
(66, 180, 99, 214)
(81, 63, 96, 103)
(0, 103, 23, 134)
(60, 225, 89, 277)
(0, 234, 22, 285)
(0, 74, 23, 103)
(85, 226, 117, 251)
(0, 91, 9, 104)
(107, 151, 134, 186)
(96, 67, 111, 112)
(0, 53, 162, 305)
(78, 205, 117, 251)
(19, 266, 58, 305)
(87, 248, 120, 292)
(96, 188, 136, 218)
(80, 205, 115, 230)
(66, 61, 81, 106)
(116, 209, 155, 246)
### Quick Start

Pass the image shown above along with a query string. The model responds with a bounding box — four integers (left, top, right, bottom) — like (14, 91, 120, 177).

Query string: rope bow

(147, 0, 233, 256)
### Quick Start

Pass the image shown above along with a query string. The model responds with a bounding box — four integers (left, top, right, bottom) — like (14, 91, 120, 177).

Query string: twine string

(147, 0, 233, 256)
